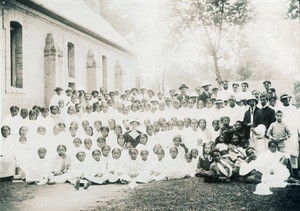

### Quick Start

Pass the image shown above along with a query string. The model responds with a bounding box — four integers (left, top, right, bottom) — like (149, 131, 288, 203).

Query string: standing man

(177, 84, 189, 103)
(260, 94, 276, 130)
(243, 97, 263, 139)
(198, 81, 212, 107)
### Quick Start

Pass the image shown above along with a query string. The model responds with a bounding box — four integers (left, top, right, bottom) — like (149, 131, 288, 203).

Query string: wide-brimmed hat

(241, 82, 249, 87)
(280, 94, 292, 101)
(54, 87, 63, 92)
(253, 183, 273, 195)
(253, 124, 266, 139)
(246, 97, 258, 105)
(232, 83, 239, 87)
(214, 99, 223, 104)
(65, 87, 73, 92)
(130, 118, 140, 125)
(179, 84, 188, 90)
(131, 88, 138, 92)
(201, 81, 211, 87)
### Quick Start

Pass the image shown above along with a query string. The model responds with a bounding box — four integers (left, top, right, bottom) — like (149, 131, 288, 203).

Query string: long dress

(49, 155, 72, 183)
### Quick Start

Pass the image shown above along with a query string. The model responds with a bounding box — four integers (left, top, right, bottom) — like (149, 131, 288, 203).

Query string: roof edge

(13, 0, 135, 57)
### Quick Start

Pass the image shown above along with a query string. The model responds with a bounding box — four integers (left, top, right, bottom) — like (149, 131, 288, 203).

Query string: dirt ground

(1, 177, 300, 211)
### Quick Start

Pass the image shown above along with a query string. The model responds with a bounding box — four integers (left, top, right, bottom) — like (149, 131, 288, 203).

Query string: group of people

(1, 80, 300, 190)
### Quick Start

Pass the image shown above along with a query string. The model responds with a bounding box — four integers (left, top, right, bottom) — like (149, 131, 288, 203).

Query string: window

(102, 55, 107, 89)
(10, 21, 23, 88)
(68, 42, 75, 78)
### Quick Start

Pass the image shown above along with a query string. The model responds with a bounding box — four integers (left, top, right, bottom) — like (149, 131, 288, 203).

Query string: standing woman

(124, 118, 142, 148)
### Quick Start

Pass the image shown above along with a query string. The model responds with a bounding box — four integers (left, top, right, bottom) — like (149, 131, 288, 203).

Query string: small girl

(68, 151, 91, 190)
(101, 145, 112, 169)
(150, 149, 167, 181)
(97, 137, 106, 149)
(196, 143, 213, 177)
(86, 149, 109, 185)
(48, 145, 72, 184)
(26, 147, 51, 185)
(165, 147, 186, 180)
(136, 133, 150, 152)
(184, 153, 196, 178)
(172, 135, 188, 159)
(107, 148, 124, 183)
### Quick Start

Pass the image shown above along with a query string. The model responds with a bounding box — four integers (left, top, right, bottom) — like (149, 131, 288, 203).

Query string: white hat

(201, 81, 211, 87)
(130, 118, 140, 125)
(253, 183, 273, 195)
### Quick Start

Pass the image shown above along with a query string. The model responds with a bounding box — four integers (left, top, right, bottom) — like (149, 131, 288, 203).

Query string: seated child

(48, 145, 72, 184)
(196, 143, 213, 177)
(68, 151, 91, 190)
(204, 148, 234, 182)
(101, 145, 112, 169)
(150, 149, 167, 181)
(172, 135, 188, 159)
(107, 148, 124, 183)
(184, 153, 196, 178)
(86, 149, 109, 185)
(164, 147, 186, 180)
(26, 147, 51, 185)
(191, 148, 199, 167)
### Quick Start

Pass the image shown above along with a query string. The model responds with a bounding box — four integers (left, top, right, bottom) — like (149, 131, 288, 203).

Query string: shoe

(84, 181, 92, 189)
(48, 180, 55, 185)
(75, 180, 80, 190)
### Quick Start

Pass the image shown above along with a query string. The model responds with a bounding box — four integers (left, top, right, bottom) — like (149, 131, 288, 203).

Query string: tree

(170, 0, 253, 84)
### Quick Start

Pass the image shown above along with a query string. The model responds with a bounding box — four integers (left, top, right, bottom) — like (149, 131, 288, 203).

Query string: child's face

(51, 107, 59, 115)
(58, 100, 64, 108)
(206, 101, 213, 108)
(53, 126, 61, 135)
(199, 120, 206, 129)
(114, 127, 122, 135)
(77, 153, 86, 162)
(69, 127, 77, 136)
(101, 129, 109, 137)
(93, 151, 101, 161)
(275, 113, 283, 122)
(57, 147, 66, 156)
(102, 147, 111, 157)
(21, 111, 28, 119)
(219, 135, 225, 143)
(117, 136, 125, 146)
(94, 122, 102, 131)
(20, 127, 28, 136)
(203, 145, 211, 155)
(157, 151, 164, 160)
(191, 120, 198, 129)
(232, 135, 240, 146)
(112, 150, 121, 159)
(191, 150, 199, 158)
(130, 150, 138, 160)
(140, 151, 148, 161)
(185, 155, 192, 163)
(269, 143, 278, 153)
(235, 122, 242, 130)
(212, 152, 221, 162)
(177, 122, 184, 130)
(223, 118, 230, 126)
(153, 145, 162, 154)
(184, 119, 191, 127)
(108, 120, 115, 129)
(38, 150, 47, 159)
(173, 138, 181, 146)
(84, 140, 92, 150)
(140, 135, 148, 144)
(170, 148, 178, 159)
(73, 139, 81, 147)
(247, 149, 257, 161)
(125, 142, 133, 149)
(37, 128, 46, 135)
(212, 122, 219, 131)
(85, 127, 93, 136)
(82, 121, 89, 129)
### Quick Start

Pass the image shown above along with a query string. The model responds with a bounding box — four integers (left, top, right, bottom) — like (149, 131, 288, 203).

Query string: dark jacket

(198, 91, 212, 106)
(243, 107, 263, 139)
(124, 130, 141, 148)
(260, 106, 276, 130)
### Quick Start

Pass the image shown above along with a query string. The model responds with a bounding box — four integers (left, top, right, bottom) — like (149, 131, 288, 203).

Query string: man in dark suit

(177, 84, 189, 103)
(260, 94, 275, 130)
(124, 118, 142, 148)
(243, 97, 263, 139)
(198, 81, 212, 106)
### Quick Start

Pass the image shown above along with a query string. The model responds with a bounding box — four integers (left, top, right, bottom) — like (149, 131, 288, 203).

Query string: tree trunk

(212, 51, 222, 85)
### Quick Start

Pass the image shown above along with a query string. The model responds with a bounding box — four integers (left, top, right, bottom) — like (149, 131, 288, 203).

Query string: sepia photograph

(1, 0, 300, 210)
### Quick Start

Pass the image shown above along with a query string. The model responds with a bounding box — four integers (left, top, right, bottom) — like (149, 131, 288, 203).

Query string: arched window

(102, 55, 107, 90)
(67, 42, 75, 78)
(10, 21, 23, 88)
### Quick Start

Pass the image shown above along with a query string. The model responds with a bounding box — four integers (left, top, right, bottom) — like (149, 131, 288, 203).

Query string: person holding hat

(260, 94, 276, 130)
(198, 81, 212, 107)
(177, 84, 189, 103)
(124, 118, 142, 148)
(50, 87, 65, 107)
(242, 97, 263, 140)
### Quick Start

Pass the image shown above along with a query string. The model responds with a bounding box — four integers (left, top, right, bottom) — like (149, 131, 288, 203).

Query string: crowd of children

(1, 80, 300, 190)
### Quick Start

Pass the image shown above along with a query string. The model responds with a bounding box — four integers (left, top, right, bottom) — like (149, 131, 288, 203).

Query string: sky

(99, 0, 299, 89)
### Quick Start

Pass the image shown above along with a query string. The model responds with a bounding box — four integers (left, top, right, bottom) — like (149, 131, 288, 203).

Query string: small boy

(267, 110, 291, 152)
